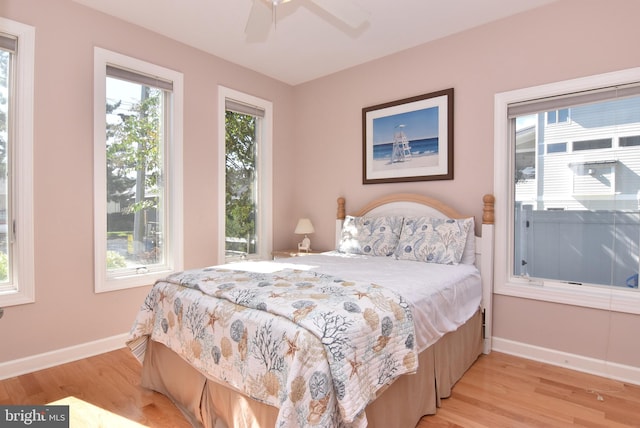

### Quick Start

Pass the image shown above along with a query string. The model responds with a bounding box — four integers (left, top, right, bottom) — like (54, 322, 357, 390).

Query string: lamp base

(298, 235, 311, 252)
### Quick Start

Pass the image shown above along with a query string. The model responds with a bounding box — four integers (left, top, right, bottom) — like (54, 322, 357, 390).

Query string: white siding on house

(516, 96, 640, 211)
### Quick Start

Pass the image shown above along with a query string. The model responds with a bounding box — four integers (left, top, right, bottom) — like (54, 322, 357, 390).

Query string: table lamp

(294, 218, 315, 252)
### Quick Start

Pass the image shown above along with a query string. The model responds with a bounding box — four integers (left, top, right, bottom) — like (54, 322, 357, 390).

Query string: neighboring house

(516, 102, 640, 211)
(514, 100, 640, 287)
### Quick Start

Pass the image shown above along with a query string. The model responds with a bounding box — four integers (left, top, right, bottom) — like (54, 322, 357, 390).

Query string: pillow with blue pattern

(394, 217, 473, 265)
(338, 215, 404, 256)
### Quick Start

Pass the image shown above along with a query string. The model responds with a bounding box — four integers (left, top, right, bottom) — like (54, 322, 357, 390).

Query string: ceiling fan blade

(245, 0, 273, 42)
(311, 0, 369, 28)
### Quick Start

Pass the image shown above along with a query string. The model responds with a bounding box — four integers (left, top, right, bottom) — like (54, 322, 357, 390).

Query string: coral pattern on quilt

(127, 266, 418, 427)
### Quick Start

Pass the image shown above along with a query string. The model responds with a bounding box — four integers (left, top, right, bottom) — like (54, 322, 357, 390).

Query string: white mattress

(218, 251, 482, 353)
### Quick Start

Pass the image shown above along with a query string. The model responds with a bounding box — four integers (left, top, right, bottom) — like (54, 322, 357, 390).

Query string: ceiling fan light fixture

(247, 0, 368, 41)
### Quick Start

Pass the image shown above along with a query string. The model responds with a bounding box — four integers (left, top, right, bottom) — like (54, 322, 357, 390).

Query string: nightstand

(271, 249, 323, 260)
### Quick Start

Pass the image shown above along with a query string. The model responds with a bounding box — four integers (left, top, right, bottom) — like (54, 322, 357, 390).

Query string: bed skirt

(140, 309, 483, 428)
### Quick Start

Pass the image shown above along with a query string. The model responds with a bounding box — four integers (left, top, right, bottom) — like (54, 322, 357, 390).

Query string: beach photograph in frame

(362, 88, 453, 184)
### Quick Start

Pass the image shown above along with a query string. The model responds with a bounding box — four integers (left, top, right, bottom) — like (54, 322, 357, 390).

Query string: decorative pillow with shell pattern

(337, 215, 404, 256)
(394, 217, 473, 265)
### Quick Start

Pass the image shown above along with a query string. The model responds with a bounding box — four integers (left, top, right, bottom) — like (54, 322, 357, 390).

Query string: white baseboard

(492, 336, 640, 386)
(0, 333, 129, 381)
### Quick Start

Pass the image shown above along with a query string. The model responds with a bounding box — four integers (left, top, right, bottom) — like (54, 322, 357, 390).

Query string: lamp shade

(294, 218, 315, 235)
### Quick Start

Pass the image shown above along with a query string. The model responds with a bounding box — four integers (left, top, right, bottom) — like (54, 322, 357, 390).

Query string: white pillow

(394, 217, 473, 265)
(338, 215, 404, 256)
(459, 216, 476, 265)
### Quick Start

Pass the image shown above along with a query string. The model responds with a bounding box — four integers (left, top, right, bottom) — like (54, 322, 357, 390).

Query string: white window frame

(93, 48, 183, 293)
(494, 67, 640, 315)
(217, 86, 272, 263)
(0, 18, 35, 307)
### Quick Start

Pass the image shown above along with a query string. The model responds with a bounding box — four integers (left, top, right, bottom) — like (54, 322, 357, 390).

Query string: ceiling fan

(245, 0, 369, 41)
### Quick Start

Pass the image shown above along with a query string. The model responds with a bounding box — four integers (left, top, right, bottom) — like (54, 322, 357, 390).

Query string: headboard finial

(482, 194, 495, 225)
(337, 197, 346, 220)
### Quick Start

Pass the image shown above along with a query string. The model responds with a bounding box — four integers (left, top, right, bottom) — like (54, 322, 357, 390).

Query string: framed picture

(362, 88, 454, 184)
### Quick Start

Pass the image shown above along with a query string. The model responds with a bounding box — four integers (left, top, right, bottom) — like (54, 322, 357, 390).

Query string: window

(619, 135, 640, 147)
(547, 108, 569, 124)
(573, 138, 612, 151)
(0, 19, 35, 307)
(495, 67, 640, 315)
(547, 142, 567, 154)
(94, 48, 183, 292)
(218, 87, 272, 263)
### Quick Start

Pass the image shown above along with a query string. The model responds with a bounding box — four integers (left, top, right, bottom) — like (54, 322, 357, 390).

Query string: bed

(127, 193, 495, 428)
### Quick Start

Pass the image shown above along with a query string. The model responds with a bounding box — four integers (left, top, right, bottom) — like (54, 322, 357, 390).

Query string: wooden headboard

(337, 193, 495, 223)
(335, 193, 495, 354)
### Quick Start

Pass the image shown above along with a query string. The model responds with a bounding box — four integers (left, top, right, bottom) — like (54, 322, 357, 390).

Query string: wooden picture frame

(362, 88, 454, 184)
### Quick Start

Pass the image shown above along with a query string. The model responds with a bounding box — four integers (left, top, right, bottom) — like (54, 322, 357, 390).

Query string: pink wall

(0, 0, 295, 362)
(1, 0, 639, 376)
(287, 0, 640, 370)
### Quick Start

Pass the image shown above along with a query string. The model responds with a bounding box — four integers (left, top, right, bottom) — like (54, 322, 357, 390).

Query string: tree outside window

(225, 110, 258, 258)
(0, 48, 9, 281)
(105, 79, 164, 270)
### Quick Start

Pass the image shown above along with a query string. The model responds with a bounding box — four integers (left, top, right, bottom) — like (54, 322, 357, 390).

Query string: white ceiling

(72, 0, 557, 85)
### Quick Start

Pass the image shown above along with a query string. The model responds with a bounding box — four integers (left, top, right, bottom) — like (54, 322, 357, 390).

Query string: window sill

(0, 288, 35, 307)
(495, 280, 640, 315)
(96, 269, 174, 293)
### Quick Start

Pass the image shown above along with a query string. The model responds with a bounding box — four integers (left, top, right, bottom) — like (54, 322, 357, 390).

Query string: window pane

(547, 142, 567, 153)
(225, 110, 258, 259)
(558, 108, 569, 122)
(619, 135, 640, 147)
(513, 95, 640, 289)
(573, 138, 612, 151)
(105, 77, 165, 272)
(0, 48, 10, 285)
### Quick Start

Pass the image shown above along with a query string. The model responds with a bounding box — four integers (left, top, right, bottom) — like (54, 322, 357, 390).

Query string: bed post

(336, 197, 346, 248)
(480, 194, 495, 355)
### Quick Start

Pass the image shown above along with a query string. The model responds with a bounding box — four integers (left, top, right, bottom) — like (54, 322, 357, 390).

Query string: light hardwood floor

(1, 349, 639, 427)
